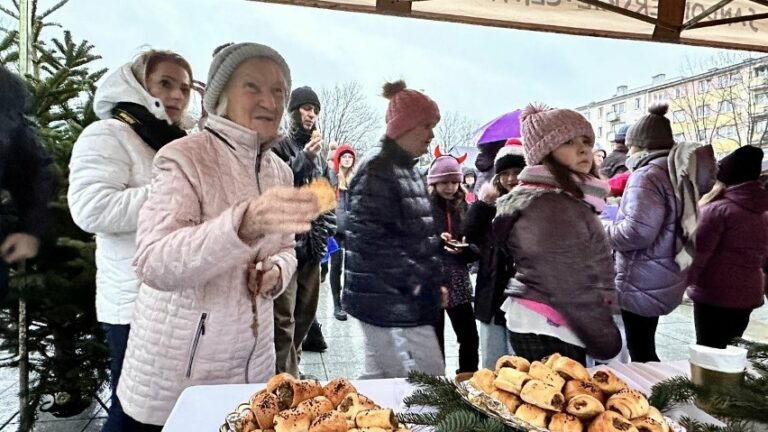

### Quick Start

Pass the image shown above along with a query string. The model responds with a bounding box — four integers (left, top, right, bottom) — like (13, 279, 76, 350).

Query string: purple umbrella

(474, 109, 522, 146)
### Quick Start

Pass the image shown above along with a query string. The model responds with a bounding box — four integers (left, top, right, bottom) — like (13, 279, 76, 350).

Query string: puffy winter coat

(342, 138, 442, 327)
(273, 126, 336, 264)
(494, 187, 621, 360)
(463, 200, 513, 325)
(68, 63, 172, 324)
(687, 181, 768, 309)
(600, 146, 629, 178)
(0, 66, 56, 299)
(116, 115, 296, 425)
(608, 153, 686, 317)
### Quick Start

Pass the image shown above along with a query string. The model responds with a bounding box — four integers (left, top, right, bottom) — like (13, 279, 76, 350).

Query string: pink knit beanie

(520, 103, 595, 166)
(428, 156, 463, 185)
(383, 80, 440, 140)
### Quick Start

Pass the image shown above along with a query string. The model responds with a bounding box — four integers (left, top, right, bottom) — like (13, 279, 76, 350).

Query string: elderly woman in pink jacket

(116, 43, 320, 431)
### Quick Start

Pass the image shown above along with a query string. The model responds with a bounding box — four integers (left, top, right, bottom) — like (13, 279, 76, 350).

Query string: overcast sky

(27, 0, 753, 126)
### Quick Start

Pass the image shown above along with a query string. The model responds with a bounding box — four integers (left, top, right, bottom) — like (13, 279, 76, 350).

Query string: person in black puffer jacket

(0, 65, 56, 301)
(600, 124, 629, 179)
(342, 80, 444, 378)
(272, 86, 336, 376)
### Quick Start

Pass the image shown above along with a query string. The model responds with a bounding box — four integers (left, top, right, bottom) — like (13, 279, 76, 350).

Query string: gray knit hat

(625, 104, 675, 150)
(203, 42, 292, 113)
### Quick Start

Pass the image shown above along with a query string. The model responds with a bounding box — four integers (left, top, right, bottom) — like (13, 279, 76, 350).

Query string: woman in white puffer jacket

(67, 49, 192, 432)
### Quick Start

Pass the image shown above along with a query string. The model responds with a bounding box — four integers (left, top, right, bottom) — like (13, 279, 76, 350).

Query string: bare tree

(433, 111, 479, 154)
(667, 53, 768, 155)
(317, 81, 380, 159)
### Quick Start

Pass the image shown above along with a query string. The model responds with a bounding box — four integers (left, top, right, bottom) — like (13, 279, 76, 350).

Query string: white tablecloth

(163, 360, 718, 431)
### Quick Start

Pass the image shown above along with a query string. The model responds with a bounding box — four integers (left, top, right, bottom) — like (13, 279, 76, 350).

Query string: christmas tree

(0, 0, 109, 429)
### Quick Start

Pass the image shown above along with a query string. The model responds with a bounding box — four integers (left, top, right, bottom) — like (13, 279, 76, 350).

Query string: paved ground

(1, 280, 766, 431)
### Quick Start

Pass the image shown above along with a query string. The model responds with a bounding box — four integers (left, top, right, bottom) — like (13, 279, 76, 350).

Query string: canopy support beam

(653, 0, 685, 41)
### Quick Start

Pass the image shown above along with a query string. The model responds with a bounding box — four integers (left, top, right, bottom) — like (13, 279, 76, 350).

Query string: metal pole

(18, 1, 33, 429)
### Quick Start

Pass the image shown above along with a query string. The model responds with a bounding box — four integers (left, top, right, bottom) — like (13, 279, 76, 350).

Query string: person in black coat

(272, 86, 336, 375)
(463, 142, 525, 369)
(0, 65, 56, 300)
(341, 81, 445, 378)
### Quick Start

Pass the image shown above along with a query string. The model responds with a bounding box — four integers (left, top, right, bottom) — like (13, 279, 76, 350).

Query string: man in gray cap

(272, 86, 336, 377)
(600, 124, 630, 179)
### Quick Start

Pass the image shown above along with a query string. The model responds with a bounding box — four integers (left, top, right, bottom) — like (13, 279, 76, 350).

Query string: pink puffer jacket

(116, 115, 296, 425)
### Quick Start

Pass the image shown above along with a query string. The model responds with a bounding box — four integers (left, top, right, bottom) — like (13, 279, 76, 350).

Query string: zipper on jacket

(185, 312, 207, 378)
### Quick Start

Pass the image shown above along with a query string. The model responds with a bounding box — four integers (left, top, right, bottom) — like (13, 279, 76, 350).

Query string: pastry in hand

(490, 390, 522, 412)
(529, 361, 566, 390)
(588, 411, 639, 432)
(543, 353, 563, 369)
(520, 380, 566, 412)
(469, 368, 496, 394)
(606, 389, 650, 420)
(549, 413, 584, 432)
(267, 373, 297, 394)
(564, 380, 606, 404)
(309, 410, 348, 432)
(591, 370, 628, 395)
(553, 357, 591, 381)
(515, 403, 549, 429)
(276, 379, 325, 409)
(273, 407, 312, 432)
(250, 391, 280, 429)
(353, 408, 398, 429)
(632, 416, 668, 432)
(566, 394, 605, 419)
(297, 396, 335, 420)
(495, 355, 531, 373)
(493, 367, 530, 395)
(323, 378, 357, 408)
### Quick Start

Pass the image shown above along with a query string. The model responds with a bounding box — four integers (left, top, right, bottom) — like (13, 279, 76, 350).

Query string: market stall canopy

(248, 0, 768, 52)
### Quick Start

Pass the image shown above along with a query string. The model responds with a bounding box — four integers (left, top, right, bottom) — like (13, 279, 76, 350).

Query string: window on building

(675, 88, 685, 98)
(752, 119, 767, 139)
(756, 93, 768, 106)
(719, 101, 734, 113)
(718, 75, 730, 87)
(698, 80, 709, 92)
(598, 107, 603, 118)
(635, 98, 641, 109)
(674, 133, 685, 142)
(697, 129, 707, 142)
(673, 110, 686, 122)
(612, 102, 626, 114)
(718, 125, 737, 138)
(696, 106, 712, 117)
(598, 126, 603, 136)
(754, 66, 768, 78)
(730, 72, 742, 83)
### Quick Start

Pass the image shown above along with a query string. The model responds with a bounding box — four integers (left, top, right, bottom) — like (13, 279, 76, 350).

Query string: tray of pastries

(456, 353, 683, 432)
(221, 373, 411, 432)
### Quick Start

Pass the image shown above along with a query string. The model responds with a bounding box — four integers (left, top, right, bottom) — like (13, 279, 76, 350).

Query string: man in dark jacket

(342, 80, 444, 378)
(0, 65, 56, 301)
(272, 86, 336, 376)
(600, 124, 630, 179)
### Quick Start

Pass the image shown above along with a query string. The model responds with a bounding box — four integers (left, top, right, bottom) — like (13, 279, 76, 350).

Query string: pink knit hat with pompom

(520, 103, 595, 166)
(383, 80, 440, 140)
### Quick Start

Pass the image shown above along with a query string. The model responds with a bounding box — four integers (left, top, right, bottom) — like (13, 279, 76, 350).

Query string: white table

(163, 361, 718, 431)
(163, 378, 413, 431)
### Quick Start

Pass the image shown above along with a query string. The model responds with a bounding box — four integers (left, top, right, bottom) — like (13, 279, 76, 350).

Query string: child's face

(497, 168, 522, 191)
(552, 135, 595, 174)
(340, 153, 355, 169)
(465, 175, 476, 186)
(435, 181, 460, 200)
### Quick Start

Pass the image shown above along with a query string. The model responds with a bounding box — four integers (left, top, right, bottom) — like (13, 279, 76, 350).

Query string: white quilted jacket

(68, 63, 173, 324)
(116, 115, 297, 425)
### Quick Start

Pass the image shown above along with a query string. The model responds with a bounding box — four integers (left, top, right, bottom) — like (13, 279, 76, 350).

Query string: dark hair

(429, 184, 467, 215)
(542, 154, 600, 199)
(594, 149, 607, 158)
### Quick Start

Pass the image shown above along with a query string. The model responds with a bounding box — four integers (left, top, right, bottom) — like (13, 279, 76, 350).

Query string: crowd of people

(0, 40, 767, 431)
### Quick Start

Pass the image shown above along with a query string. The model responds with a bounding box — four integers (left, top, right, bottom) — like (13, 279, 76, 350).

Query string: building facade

(577, 56, 768, 158)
